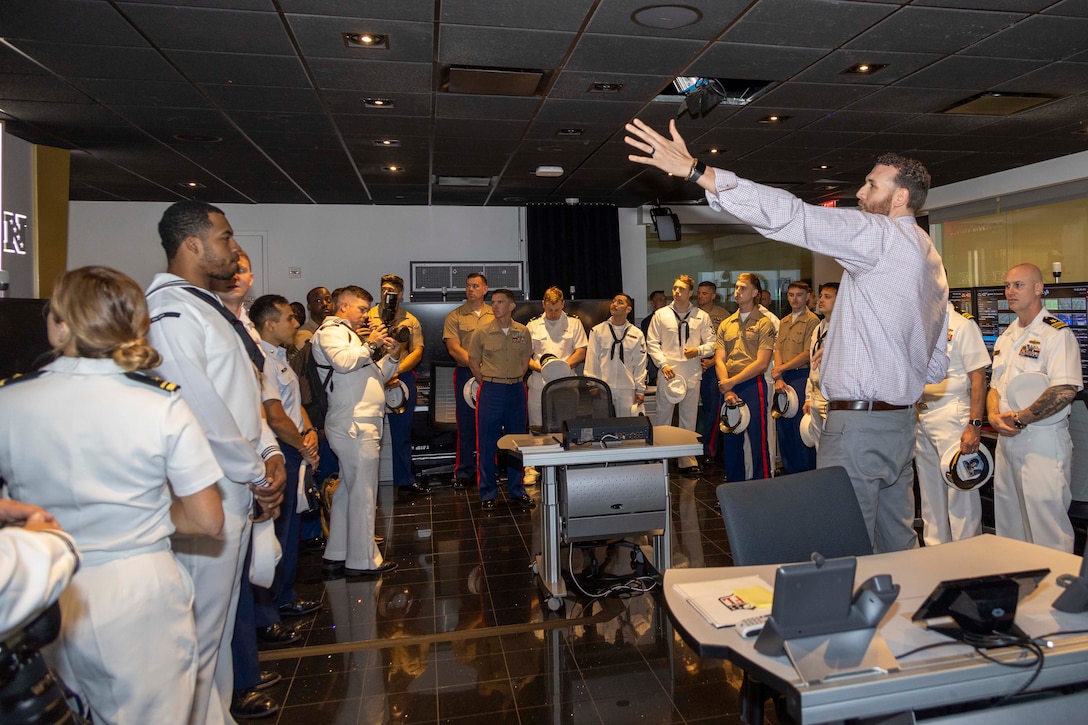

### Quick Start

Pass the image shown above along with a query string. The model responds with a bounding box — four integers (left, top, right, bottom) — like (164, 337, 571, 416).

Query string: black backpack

(290, 321, 362, 428)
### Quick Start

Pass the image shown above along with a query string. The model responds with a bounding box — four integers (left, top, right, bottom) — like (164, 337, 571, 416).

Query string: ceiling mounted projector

(534, 165, 564, 177)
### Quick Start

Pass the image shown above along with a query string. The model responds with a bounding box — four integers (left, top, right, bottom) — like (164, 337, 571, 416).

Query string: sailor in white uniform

(526, 286, 588, 427)
(0, 266, 224, 725)
(584, 293, 647, 416)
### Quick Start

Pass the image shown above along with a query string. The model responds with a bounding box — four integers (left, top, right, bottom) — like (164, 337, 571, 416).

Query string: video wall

(953, 282, 1088, 386)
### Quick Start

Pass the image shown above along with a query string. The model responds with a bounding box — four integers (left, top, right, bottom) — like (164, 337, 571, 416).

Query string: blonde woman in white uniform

(0, 266, 224, 725)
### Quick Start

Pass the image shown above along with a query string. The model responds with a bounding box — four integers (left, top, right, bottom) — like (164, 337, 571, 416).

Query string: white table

(501, 426, 701, 608)
(665, 535, 1088, 723)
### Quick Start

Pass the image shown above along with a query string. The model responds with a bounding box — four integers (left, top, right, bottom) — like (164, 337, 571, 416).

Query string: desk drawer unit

(559, 462, 667, 541)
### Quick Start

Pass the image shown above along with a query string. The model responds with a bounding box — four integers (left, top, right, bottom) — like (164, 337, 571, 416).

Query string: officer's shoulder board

(124, 371, 180, 393)
(0, 370, 45, 389)
(1043, 316, 1069, 331)
(567, 312, 579, 320)
(959, 310, 975, 321)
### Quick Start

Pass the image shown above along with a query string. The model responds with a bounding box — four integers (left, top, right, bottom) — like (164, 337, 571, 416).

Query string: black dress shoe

(321, 558, 344, 574)
(681, 466, 701, 475)
(253, 671, 282, 691)
(231, 689, 279, 720)
(511, 494, 537, 508)
(256, 622, 300, 646)
(278, 599, 321, 617)
(344, 561, 398, 577)
(481, 498, 496, 511)
(302, 536, 325, 551)
(400, 482, 431, 496)
(452, 477, 474, 490)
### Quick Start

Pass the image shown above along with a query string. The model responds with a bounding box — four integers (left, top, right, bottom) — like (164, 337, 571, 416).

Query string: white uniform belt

(80, 538, 171, 567)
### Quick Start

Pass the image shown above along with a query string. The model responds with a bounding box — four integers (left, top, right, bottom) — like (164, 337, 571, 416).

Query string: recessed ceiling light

(757, 115, 789, 124)
(382, 165, 401, 172)
(819, 184, 839, 191)
(343, 33, 388, 49)
(589, 82, 624, 93)
(364, 97, 395, 109)
(708, 148, 721, 154)
(372, 139, 400, 147)
(556, 128, 583, 136)
(172, 133, 222, 143)
(179, 181, 205, 189)
(813, 164, 834, 170)
(841, 63, 888, 76)
(534, 166, 564, 177)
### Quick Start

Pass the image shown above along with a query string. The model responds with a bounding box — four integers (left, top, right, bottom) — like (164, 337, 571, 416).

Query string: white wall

(67, 201, 654, 311)
(1, 128, 35, 297)
(926, 149, 1088, 212)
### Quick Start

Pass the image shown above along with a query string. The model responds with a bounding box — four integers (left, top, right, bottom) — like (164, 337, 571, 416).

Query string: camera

(381, 292, 411, 345)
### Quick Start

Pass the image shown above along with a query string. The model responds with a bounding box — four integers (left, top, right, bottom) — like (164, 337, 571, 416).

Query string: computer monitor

(949, 287, 974, 316)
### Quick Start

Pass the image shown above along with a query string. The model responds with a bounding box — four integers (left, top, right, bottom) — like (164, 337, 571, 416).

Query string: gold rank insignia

(0, 371, 44, 388)
(1044, 316, 1068, 330)
(124, 371, 180, 393)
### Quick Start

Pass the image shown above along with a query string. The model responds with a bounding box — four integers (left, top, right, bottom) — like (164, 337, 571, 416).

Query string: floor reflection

(262, 460, 770, 724)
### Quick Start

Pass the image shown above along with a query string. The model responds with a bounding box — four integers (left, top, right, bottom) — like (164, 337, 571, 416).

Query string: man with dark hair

(585, 293, 647, 417)
(443, 272, 493, 490)
(293, 286, 334, 351)
(627, 118, 948, 554)
(146, 201, 286, 724)
(312, 286, 401, 576)
(696, 281, 729, 468)
(467, 288, 535, 511)
(805, 283, 840, 427)
(367, 274, 427, 497)
(772, 281, 821, 473)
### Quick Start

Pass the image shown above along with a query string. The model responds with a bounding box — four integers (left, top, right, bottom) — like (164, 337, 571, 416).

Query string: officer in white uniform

(146, 201, 285, 725)
(312, 285, 400, 575)
(1, 265, 225, 725)
(584, 293, 647, 416)
(988, 263, 1083, 553)
(803, 283, 839, 426)
(526, 286, 588, 428)
(914, 301, 990, 545)
(646, 275, 715, 471)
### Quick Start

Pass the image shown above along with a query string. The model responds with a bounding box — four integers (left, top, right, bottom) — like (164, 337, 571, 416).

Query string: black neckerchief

(671, 307, 691, 347)
(180, 286, 266, 373)
(608, 322, 629, 362)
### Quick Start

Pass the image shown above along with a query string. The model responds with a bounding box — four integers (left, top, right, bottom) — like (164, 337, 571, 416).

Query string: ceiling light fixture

(757, 115, 789, 124)
(589, 82, 624, 93)
(709, 148, 721, 154)
(534, 166, 564, 177)
(940, 91, 1058, 116)
(364, 97, 395, 109)
(172, 133, 222, 143)
(372, 139, 400, 147)
(841, 62, 888, 75)
(813, 164, 834, 170)
(556, 128, 583, 137)
(382, 165, 401, 172)
(343, 33, 389, 49)
(179, 181, 205, 189)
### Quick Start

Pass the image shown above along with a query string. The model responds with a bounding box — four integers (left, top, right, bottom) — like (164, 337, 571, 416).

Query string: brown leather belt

(482, 376, 522, 384)
(828, 400, 911, 412)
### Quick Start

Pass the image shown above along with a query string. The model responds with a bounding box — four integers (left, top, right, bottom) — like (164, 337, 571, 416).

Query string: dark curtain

(526, 204, 622, 300)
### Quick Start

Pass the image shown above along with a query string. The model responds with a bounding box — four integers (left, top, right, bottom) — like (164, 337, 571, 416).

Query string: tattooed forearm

(1026, 385, 1077, 422)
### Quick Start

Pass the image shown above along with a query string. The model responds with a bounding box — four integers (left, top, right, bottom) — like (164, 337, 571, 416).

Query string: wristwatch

(969, 419, 983, 428)
(687, 159, 707, 183)
(1012, 412, 1027, 429)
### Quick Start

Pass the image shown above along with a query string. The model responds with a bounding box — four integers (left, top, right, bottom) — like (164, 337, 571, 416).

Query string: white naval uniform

(0, 527, 78, 641)
(991, 307, 1083, 553)
(0, 357, 223, 725)
(311, 316, 399, 570)
(914, 304, 991, 545)
(646, 303, 715, 469)
(146, 273, 281, 725)
(526, 312, 588, 427)
(584, 320, 647, 416)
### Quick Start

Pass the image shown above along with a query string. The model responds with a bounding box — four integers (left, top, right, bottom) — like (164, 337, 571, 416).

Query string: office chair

(716, 466, 872, 725)
(716, 465, 872, 566)
(540, 376, 615, 433)
(1067, 390, 1088, 553)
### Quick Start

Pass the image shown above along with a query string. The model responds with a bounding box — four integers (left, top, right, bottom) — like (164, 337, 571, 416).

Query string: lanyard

(608, 323, 628, 362)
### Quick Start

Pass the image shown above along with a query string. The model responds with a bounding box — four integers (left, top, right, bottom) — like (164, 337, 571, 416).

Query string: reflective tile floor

(256, 463, 773, 725)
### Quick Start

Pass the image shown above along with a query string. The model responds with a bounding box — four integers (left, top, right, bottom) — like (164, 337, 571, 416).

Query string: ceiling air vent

(435, 176, 494, 187)
(444, 66, 545, 97)
(940, 92, 1059, 116)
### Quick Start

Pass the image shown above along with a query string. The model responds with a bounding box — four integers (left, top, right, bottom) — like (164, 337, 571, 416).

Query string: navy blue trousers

(721, 375, 771, 483)
(776, 368, 816, 474)
(476, 380, 528, 502)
